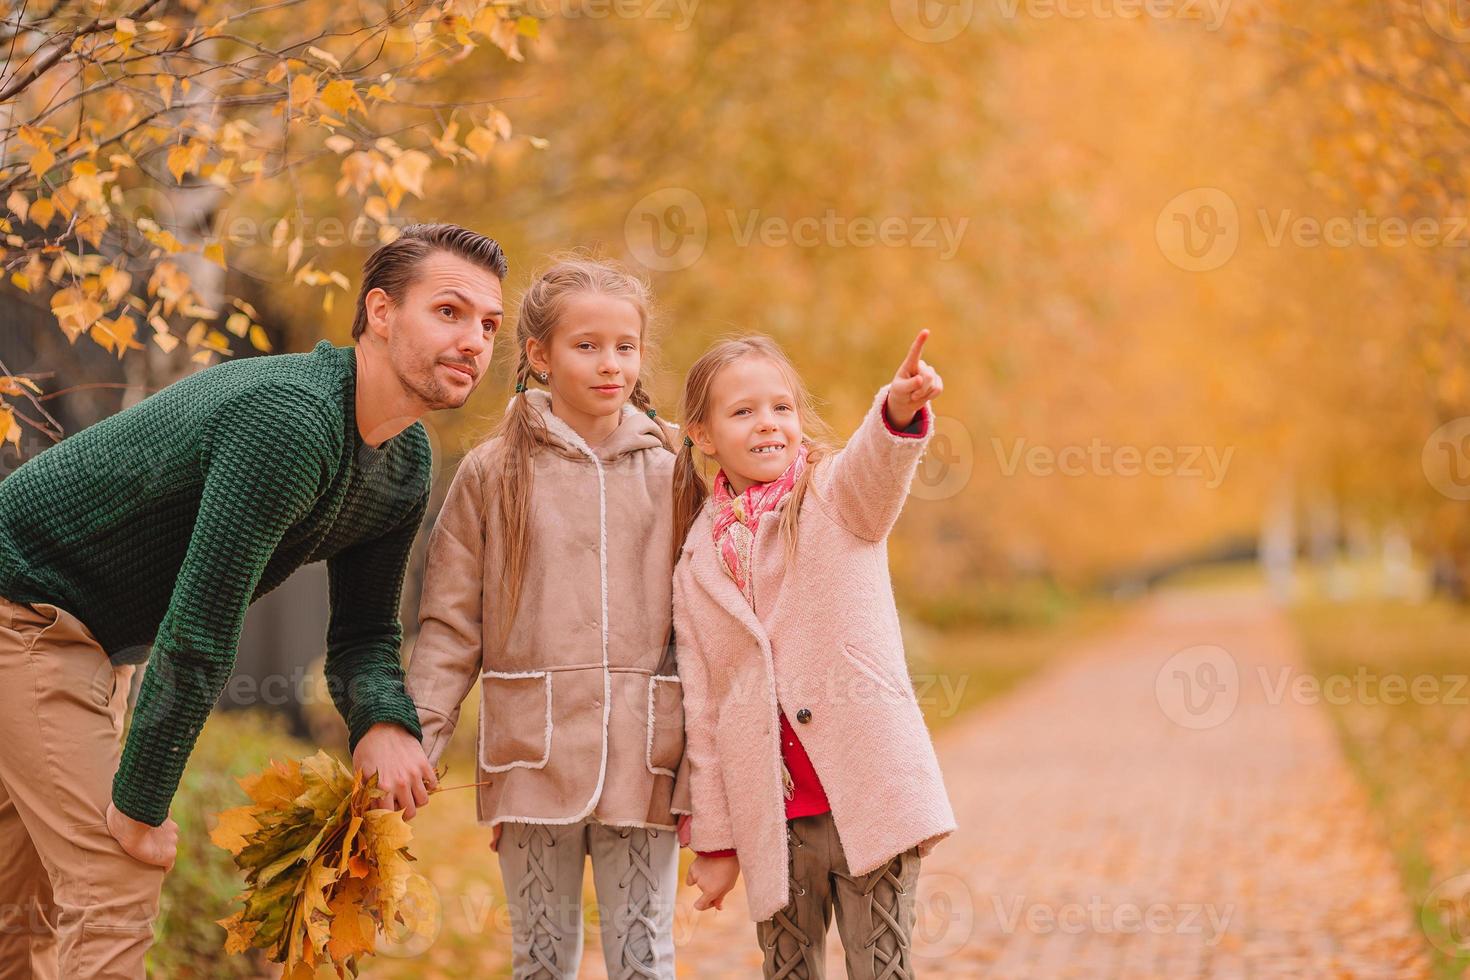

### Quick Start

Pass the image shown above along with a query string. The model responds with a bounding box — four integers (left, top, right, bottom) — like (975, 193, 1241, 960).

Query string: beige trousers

(0, 595, 161, 979)
(756, 812, 922, 980)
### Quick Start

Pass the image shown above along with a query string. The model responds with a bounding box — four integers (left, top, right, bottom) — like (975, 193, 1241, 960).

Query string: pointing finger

(899, 330, 929, 377)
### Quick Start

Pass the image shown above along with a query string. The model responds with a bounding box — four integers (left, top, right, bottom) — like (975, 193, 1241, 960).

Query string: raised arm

(811, 330, 943, 543)
(112, 388, 340, 829)
(404, 450, 489, 769)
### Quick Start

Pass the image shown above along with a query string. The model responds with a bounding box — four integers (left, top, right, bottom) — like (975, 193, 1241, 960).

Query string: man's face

(379, 251, 504, 410)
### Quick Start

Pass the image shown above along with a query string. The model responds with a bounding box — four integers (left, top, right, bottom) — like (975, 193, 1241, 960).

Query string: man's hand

(105, 801, 178, 870)
(352, 722, 438, 820)
(490, 824, 503, 852)
(886, 328, 943, 430)
(686, 853, 740, 911)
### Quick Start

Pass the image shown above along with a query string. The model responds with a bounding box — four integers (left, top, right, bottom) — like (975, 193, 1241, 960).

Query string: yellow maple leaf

(29, 146, 54, 178)
(325, 875, 377, 961)
(239, 758, 307, 809)
(288, 74, 317, 111)
(28, 198, 54, 229)
(390, 149, 431, 199)
(210, 805, 261, 855)
(320, 79, 363, 117)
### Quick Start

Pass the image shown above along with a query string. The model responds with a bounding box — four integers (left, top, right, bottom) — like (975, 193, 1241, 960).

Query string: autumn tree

(0, 0, 543, 452)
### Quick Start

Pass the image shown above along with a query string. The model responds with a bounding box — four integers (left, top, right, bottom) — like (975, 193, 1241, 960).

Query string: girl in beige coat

(405, 257, 688, 980)
(672, 331, 956, 980)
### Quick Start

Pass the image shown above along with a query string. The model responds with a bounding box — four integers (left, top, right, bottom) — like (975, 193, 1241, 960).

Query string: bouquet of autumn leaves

(210, 750, 440, 978)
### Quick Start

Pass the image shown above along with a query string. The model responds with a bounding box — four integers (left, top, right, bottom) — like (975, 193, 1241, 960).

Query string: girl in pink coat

(670, 330, 956, 979)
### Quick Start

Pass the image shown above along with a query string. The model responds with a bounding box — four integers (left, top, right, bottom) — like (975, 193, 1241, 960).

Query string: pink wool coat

(672, 384, 958, 922)
(406, 389, 686, 830)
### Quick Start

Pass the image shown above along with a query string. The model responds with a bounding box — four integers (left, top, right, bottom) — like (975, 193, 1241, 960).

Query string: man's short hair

(351, 223, 509, 340)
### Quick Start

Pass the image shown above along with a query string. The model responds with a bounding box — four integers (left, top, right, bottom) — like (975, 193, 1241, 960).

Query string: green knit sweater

(0, 340, 431, 826)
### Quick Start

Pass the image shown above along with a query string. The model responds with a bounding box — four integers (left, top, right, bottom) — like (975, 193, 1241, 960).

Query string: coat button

(796, 708, 812, 724)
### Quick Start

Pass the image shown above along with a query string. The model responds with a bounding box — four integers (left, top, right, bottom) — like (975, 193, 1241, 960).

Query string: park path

(595, 587, 1432, 978)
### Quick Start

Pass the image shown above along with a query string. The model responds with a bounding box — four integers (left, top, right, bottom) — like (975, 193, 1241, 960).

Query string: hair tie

(683, 435, 693, 448)
(514, 382, 526, 393)
(645, 408, 657, 419)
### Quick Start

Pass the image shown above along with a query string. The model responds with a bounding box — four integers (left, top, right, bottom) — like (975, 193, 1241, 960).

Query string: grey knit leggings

(496, 818, 679, 980)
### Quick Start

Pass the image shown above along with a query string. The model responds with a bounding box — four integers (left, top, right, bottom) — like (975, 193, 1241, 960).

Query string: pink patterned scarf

(710, 443, 809, 607)
(711, 444, 809, 800)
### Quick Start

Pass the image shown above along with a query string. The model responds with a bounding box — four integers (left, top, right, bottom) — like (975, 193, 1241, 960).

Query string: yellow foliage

(212, 750, 440, 978)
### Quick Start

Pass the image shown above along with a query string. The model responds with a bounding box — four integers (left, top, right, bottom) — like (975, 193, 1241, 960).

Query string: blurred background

(4, 0, 1470, 975)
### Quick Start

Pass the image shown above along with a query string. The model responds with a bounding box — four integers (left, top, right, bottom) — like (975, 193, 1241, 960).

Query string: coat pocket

(646, 674, 685, 777)
(479, 669, 553, 773)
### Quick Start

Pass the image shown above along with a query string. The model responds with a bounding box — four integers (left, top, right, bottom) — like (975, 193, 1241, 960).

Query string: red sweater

(693, 401, 930, 858)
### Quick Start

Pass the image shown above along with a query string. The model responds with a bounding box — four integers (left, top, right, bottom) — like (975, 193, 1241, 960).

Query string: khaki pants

(0, 596, 162, 979)
(756, 812, 921, 980)
(496, 818, 680, 979)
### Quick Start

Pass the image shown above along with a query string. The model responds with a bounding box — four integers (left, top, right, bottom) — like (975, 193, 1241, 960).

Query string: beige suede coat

(406, 389, 685, 830)
(673, 385, 957, 922)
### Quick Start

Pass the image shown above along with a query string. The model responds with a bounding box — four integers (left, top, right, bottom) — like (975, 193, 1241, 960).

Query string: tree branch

(0, 0, 165, 103)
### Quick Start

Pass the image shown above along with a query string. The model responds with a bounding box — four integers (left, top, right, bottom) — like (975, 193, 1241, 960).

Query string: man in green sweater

(0, 222, 507, 977)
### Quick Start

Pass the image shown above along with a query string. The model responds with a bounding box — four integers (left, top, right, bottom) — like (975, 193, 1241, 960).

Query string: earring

(538, 371, 549, 383)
